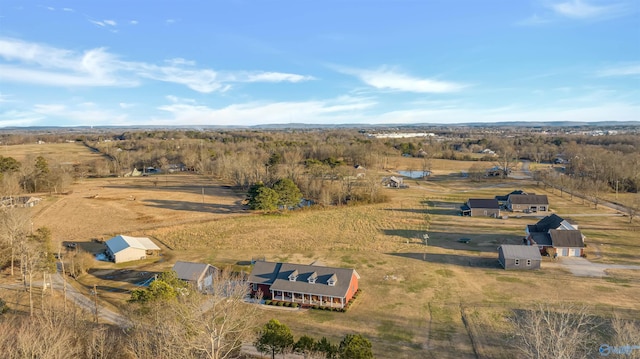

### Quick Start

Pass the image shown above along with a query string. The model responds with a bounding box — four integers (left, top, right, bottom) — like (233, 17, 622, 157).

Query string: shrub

(265, 300, 272, 305)
(277, 301, 284, 306)
(291, 303, 299, 308)
(312, 305, 319, 310)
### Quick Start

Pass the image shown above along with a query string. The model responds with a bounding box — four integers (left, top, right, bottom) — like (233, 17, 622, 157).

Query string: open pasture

(8, 147, 638, 358)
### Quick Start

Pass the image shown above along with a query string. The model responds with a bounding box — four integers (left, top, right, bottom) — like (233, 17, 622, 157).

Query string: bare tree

(510, 303, 599, 359)
(0, 207, 30, 276)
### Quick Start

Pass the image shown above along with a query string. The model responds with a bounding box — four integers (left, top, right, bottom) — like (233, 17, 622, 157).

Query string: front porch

(270, 290, 346, 308)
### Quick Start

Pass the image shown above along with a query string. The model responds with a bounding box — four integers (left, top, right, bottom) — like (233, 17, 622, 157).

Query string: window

(328, 280, 335, 286)
(515, 259, 520, 266)
(252, 283, 257, 291)
(526, 259, 532, 266)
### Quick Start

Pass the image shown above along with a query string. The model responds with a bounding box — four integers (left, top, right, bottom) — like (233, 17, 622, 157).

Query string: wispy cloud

(597, 63, 640, 77)
(62, 8, 74, 12)
(129, 20, 138, 25)
(155, 96, 375, 125)
(518, 1, 631, 25)
(338, 66, 467, 93)
(548, 0, 626, 19)
(0, 38, 313, 93)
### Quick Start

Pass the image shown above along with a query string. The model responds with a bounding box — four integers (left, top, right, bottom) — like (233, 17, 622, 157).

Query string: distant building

(461, 199, 500, 217)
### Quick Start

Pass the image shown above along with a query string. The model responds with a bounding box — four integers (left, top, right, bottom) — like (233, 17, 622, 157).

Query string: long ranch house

(248, 261, 359, 309)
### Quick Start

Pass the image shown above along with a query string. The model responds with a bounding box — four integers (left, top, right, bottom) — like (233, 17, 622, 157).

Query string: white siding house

(172, 261, 217, 292)
(105, 235, 161, 263)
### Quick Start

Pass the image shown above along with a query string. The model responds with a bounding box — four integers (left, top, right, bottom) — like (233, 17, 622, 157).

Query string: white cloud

(32, 102, 128, 125)
(244, 72, 315, 83)
(63, 8, 74, 12)
(0, 110, 43, 127)
(0, 37, 313, 92)
(597, 63, 640, 77)
(119, 102, 135, 109)
(155, 96, 376, 125)
(130, 20, 138, 25)
(166, 19, 177, 24)
(103, 20, 117, 27)
(46, 7, 55, 11)
(516, 13, 552, 26)
(548, 0, 627, 20)
(338, 66, 466, 93)
(165, 58, 196, 66)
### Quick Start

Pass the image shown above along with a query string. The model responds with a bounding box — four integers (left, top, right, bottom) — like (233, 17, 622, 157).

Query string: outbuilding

(172, 261, 217, 292)
(105, 235, 161, 263)
(498, 245, 542, 270)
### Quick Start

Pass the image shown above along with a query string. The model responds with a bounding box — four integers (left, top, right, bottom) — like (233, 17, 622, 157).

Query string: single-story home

(524, 214, 585, 256)
(105, 235, 161, 263)
(248, 261, 360, 309)
(0, 196, 43, 208)
(507, 194, 549, 213)
(461, 198, 501, 217)
(495, 190, 527, 206)
(172, 261, 217, 292)
(498, 245, 542, 270)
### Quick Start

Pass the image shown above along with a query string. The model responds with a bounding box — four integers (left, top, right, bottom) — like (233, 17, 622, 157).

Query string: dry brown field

(2, 146, 639, 358)
(1, 142, 103, 163)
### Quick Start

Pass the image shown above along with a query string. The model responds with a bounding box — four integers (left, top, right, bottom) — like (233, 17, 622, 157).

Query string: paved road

(555, 257, 640, 277)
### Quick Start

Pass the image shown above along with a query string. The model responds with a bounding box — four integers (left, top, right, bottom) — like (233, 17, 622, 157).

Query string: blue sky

(0, 0, 638, 127)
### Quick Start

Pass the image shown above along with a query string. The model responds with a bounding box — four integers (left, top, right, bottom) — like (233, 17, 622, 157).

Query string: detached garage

(498, 245, 542, 270)
(105, 235, 161, 263)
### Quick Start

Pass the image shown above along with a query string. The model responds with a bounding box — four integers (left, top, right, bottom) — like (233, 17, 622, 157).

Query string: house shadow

(142, 199, 246, 214)
(87, 268, 160, 287)
(381, 229, 524, 251)
(387, 252, 502, 269)
(102, 179, 244, 199)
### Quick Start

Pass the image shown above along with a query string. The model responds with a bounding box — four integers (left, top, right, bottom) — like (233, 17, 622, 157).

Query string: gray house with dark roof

(172, 261, 217, 292)
(525, 214, 585, 256)
(461, 198, 500, 217)
(248, 261, 360, 308)
(507, 194, 549, 213)
(498, 245, 542, 270)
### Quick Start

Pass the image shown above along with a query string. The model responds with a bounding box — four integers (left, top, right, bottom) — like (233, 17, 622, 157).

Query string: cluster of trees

(255, 319, 373, 359)
(246, 178, 303, 211)
(0, 155, 73, 195)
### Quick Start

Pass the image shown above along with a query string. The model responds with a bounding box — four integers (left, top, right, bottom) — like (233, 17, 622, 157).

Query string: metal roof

(105, 235, 161, 254)
(248, 261, 359, 298)
(172, 261, 216, 282)
(467, 198, 499, 209)
(499, 245, 542, 260)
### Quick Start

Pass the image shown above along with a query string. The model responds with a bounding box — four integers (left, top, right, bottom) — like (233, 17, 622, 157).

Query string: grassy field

(1, 142, 104, 163)
(3, 149, 639, 358)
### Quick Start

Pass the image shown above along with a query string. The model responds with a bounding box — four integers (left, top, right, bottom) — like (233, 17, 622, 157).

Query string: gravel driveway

(558, 257, 640, 277)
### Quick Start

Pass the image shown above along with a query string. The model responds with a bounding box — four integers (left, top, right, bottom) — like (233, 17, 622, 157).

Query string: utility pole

(202, 187, 205, 203)
(93, 284, 99, 324)
(616, 180, 619, 200)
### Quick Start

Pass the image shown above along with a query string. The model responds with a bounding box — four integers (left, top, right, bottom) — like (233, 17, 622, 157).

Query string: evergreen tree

(255, 319, 294, 359)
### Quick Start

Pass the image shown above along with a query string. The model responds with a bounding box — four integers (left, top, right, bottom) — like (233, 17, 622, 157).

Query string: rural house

(172, 261, 217, 292)
(495, 190, 527, 206)
(507, 194, 549, 213)
(524, 214, 585, 256)
(461, 198, 501, 217)
(248, 261, 360, 309)
(105, 235, 161, 263)
(498, 245, 542, 270)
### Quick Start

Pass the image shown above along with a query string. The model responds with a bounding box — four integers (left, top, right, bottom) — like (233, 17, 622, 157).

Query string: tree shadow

(381, 229, 524, 251)
(101, 177, 244, 199)
(87, 268, 159, 287)
(387, 252, 501, 268)
(142, 199, 246, 214)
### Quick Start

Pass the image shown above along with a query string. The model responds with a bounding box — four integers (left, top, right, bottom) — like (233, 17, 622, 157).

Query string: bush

(265, 300, 272, 305)
(276, 301, 284, 306)
(291, 303, 299, 308)
(312, 305, 319, 310)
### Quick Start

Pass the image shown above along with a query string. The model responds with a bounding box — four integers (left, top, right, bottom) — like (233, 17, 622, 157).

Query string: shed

(462, 199, 500, 217)
(498, 245, 542, 270)
(105, 235, 161, 263)
(172, 261, 217, 292)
